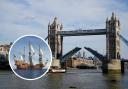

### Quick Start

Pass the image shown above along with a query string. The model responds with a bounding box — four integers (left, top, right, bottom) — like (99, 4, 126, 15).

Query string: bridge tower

(106, 12, 121, 61)
(106, 12, 121, 73)
(48, 17, 63, 60)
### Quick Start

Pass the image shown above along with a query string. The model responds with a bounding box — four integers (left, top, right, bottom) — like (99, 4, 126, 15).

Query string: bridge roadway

(57, 29, 107, 36)
(61, 47, 81, 63)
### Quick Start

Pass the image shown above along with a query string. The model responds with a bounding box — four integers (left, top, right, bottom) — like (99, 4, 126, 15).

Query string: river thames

(0, 69, 128, 89)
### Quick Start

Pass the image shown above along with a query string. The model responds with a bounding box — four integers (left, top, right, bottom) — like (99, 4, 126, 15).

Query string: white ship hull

(50, 68, 66, 73)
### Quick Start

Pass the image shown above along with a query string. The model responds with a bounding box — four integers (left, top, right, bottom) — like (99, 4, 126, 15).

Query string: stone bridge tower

(48, 17, 63, 60)
(106, 12, 121, 61)
(106, 13, 121, 73)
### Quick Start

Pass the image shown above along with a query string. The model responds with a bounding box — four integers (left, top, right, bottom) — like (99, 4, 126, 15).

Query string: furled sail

(20, 55, 24, 60)
(29, 44, 35, 55)
(39, 49, 43, 56)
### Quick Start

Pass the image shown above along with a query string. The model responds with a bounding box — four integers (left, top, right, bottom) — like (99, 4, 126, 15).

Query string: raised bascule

(47, 13, 127, 73)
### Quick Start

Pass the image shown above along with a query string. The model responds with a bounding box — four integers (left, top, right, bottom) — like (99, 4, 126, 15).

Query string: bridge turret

(48, 17, 63, 60)
(106, 12, 121, 62)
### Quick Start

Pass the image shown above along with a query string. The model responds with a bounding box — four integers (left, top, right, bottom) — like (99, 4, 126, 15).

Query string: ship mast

(39, 45, 43, 65)
(29, 41, 34, 68)
(13, 54, 16, 61)
(23, 46, 25, 62)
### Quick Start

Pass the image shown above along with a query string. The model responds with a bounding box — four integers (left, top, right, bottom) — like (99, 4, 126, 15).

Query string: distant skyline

(0, 0, 128, 58)
(9, 35, 52, 69)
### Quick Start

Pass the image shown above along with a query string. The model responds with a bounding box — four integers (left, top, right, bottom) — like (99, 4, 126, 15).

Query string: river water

(0, 69, 128, 89)
(14, 69, 47, 79)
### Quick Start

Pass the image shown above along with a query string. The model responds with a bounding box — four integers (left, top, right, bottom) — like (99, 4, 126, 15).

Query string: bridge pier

(102, 60, 125, 74)
(107, 59, 121, 73)
(121, 61, 125, 73)
(102, 60, 108, 73)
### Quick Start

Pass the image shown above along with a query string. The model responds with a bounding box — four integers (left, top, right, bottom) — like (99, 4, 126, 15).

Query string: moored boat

(49, 68, 66, 73)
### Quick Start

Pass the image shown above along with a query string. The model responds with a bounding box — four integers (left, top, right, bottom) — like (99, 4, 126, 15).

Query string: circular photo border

(9, 35, 52, 80)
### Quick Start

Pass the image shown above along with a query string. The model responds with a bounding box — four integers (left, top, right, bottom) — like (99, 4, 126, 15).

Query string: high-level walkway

(57, 29, 106, 36)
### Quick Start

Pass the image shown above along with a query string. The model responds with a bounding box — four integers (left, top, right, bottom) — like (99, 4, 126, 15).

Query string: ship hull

(49, 68, 66, 73)
(15, 60, 45, 70)
(16, 65, 45, 70)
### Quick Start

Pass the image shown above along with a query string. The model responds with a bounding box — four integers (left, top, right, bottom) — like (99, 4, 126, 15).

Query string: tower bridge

(47, 13, 126, 73)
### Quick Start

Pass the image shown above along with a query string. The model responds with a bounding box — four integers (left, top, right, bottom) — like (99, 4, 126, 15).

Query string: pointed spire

(111, 12, 115, 20)
(115, 15, 119, 21)
(112, 12, 114, 17)
(54, 17, 57, 21)
(118, 20, 120, 26)
(60, 23, 63, 30)
(53, 17, 57, 24)
(50, 17, 58, 27)
(106, 17, 109, 23)
(48, 22, 51, 29)
(48, 22, 50, 26)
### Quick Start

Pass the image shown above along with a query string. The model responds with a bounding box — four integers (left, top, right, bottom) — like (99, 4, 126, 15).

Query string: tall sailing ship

(14, 42, 46, 70)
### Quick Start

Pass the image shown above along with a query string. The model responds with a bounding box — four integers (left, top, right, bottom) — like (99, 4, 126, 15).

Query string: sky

(10, 36, 52, 69)
(0, 0, 128, 58)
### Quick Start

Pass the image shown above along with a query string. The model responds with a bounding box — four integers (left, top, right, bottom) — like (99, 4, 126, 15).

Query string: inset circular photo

(9, 35, 52, 80)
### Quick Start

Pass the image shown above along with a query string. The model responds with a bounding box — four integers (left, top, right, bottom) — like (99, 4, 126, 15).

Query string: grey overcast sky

(0, 0, 128, 58)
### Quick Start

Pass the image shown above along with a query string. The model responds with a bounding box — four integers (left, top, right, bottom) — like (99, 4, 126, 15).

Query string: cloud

(0, 0, 128, 58)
